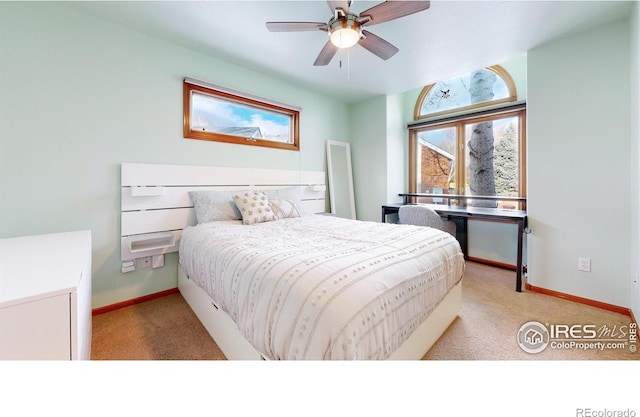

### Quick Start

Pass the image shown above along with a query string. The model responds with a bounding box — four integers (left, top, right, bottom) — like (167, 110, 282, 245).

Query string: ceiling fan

(266, 1, 430, 66)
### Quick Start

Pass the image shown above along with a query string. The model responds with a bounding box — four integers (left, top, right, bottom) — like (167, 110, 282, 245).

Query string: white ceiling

(67, 0, 633, 103)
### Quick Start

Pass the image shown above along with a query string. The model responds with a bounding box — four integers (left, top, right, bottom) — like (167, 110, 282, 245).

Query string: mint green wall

(350, 96, 388, 221)
(629, 2, 639, 319)
(528, 19, 631, 307)
(349, 93, 407, 223)
(349, 94, 407, 223)
(0, 2, 350, 308)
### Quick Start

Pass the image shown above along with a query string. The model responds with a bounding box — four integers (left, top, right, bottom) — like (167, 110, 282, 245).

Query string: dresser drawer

(0, 293, 71, 360)
(0, 230, 91, 360)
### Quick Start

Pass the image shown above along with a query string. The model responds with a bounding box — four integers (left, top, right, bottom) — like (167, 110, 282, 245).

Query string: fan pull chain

(347, 48, 351, 84)
(338, 52, 351, 84)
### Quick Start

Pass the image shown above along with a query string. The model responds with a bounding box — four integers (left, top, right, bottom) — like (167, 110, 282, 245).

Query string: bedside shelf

(129, 231, 175, 253)
(122, 231, 178, 261)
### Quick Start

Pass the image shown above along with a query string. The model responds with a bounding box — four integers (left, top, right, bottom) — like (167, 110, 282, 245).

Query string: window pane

(416, 127, 457, 203)
(464, 116, 519, 208)
(191, 91, 293, 144)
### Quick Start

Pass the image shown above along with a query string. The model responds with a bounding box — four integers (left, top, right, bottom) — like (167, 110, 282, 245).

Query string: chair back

(398, 205, 456, 236)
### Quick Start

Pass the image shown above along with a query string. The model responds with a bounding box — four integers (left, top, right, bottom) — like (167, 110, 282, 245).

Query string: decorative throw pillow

(233, 191, 277, 225)
(189, 190, 247, 224)
(270, 199, 302, 219)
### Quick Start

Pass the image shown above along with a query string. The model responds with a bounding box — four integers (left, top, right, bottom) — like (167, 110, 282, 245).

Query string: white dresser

(0, 230, 92, 360)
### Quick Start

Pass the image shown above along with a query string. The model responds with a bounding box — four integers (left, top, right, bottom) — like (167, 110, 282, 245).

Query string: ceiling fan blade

(359, 30, 399, 60)
(327, 1, 350, 15)
(266, 22, 328, 32)
(359, 1, 430, 26)
(313, 40, 339, 66)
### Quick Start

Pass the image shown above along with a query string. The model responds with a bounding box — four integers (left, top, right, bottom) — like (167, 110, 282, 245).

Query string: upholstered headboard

(120, 163, 326, 264)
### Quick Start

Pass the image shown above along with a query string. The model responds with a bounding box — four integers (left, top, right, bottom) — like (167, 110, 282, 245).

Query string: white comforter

(179, 215, 464, 360)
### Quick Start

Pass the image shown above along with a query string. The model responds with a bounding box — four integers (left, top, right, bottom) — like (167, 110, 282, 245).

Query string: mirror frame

(326, 140, 356, 219)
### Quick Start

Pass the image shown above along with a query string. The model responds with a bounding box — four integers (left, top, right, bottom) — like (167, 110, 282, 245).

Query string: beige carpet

(91, 262, 638, 360)
(91, 291, 225, 360)
(423, 262, 637, 360)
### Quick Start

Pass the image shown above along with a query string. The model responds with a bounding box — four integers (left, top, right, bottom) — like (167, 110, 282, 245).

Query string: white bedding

(179, 215, 465, 359)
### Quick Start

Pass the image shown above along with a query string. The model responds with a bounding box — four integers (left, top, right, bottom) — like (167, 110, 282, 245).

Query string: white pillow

(270, 199, 302, 219)
(264, 187, 306, 216)
(189, 190, 247, 224)
(233, 191, 277, 225)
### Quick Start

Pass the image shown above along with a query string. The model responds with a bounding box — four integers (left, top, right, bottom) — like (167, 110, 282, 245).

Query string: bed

(120, 163, 464, 360)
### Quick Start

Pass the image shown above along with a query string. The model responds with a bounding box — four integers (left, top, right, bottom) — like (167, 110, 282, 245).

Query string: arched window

(408, 65, 525, 209)
(414, 65, 517, 119)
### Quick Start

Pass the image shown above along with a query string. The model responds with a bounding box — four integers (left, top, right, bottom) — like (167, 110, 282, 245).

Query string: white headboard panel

(120, 163, 326, 263)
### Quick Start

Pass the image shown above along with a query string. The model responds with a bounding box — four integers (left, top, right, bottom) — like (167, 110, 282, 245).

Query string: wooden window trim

(409, 109, 527, 208)
(183, 81, 300, 151)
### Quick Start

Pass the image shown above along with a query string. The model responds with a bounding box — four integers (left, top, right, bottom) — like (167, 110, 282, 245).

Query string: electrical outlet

(578, 257, 591, 272)
(138, 256, 152, 269)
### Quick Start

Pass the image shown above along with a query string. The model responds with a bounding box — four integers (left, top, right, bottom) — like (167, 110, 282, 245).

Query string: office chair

(398, 205, 457, 236)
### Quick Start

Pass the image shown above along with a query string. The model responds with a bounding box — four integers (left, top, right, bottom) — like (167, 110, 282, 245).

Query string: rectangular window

(183, 80, 300, 151)
(410, 109, 526, 209)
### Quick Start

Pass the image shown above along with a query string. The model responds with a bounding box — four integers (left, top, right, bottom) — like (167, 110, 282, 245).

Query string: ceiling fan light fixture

(267, 0, 431, 66)
(329, 15, 361, 49)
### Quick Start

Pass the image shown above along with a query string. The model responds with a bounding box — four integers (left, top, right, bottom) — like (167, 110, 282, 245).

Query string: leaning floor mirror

(326, 140, 356, 219)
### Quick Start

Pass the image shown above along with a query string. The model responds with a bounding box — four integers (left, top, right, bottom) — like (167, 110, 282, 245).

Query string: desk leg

(450, 217, 468, 260)
(516, 219, 524, 292)
(381, 207, 399, 223)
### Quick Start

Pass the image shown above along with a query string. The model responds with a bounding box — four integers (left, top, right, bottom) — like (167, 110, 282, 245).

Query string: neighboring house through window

(183, 79, 300, 151)
(409, 65, 526, 209)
